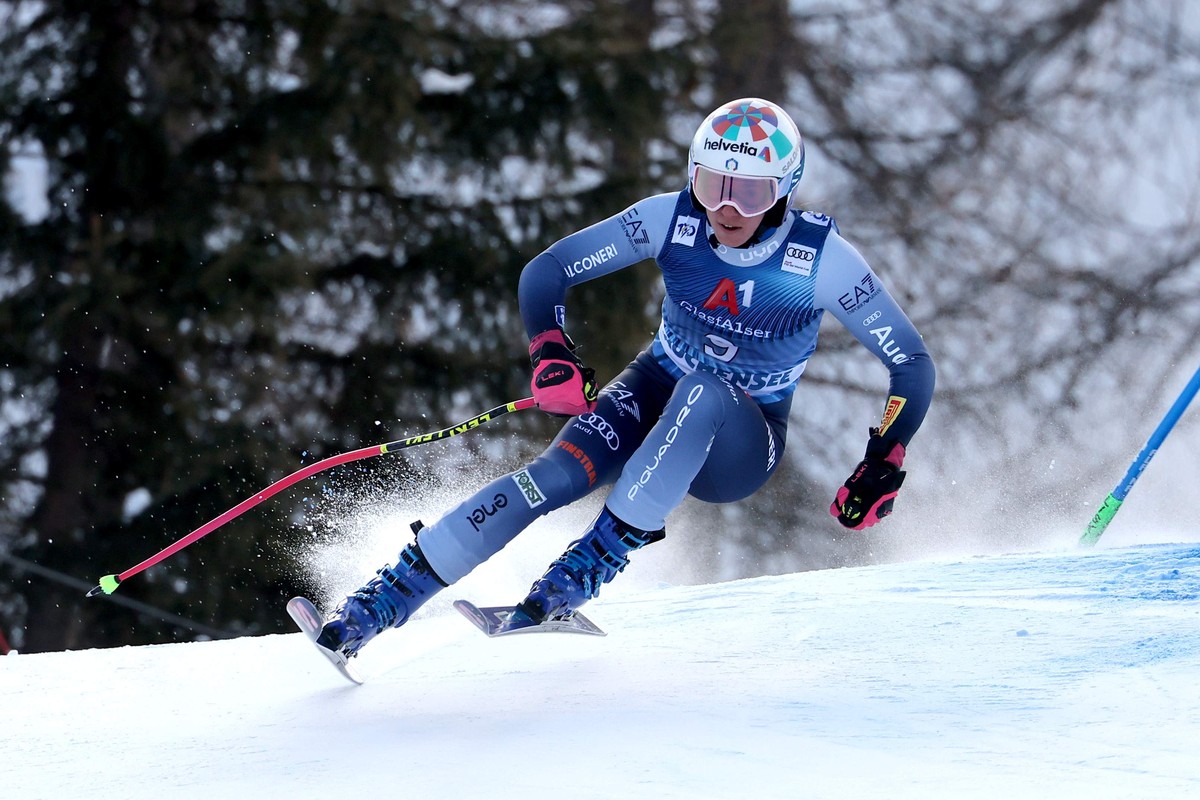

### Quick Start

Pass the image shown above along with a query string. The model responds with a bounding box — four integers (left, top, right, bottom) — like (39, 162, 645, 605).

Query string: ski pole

(1080, 361, 1200, 546)
(87, 397, 538, 597)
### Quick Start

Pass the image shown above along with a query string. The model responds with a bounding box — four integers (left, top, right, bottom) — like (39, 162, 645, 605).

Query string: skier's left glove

(830, 429, 907, 530)
(529, 329, 599, 417)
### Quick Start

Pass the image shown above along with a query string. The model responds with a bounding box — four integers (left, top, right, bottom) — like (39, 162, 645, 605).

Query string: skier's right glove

(529, 329, 599, 417)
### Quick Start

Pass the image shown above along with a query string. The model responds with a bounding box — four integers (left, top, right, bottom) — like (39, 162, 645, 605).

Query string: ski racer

(310, 97, 935, 657)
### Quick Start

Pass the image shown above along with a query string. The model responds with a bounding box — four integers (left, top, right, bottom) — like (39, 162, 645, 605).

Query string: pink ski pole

(87, 397, 537, 596)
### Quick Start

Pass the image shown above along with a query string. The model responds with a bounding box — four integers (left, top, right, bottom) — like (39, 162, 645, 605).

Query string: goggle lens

(691, 165, 779, 217)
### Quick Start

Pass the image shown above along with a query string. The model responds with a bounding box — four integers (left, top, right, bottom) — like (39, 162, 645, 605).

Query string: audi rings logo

(781, 243, 817, 276)
(786, 244, 815, 262)
(577, 413, 620, 451)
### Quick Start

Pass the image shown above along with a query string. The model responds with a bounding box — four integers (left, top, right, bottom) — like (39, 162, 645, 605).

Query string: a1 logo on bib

(782, 243, 817, 276)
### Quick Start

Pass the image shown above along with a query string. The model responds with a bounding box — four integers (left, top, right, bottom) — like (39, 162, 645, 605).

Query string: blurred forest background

(2, 0, 1198, 653)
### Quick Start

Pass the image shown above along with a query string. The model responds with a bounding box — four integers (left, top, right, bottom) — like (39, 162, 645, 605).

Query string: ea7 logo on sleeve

(620, 208, 651, 247)
(839, 274, 881, 312)
(671, 216, 701, 246)
(782, 243, 817, 276)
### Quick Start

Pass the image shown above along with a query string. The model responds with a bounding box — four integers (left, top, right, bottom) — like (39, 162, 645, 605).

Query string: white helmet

(688, 98, 805, 218)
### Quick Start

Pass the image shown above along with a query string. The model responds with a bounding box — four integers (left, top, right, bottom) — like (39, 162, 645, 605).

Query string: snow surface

(5, 537, 1200, 799)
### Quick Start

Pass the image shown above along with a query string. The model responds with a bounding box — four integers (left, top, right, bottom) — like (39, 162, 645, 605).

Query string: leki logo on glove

(536, 365, 572, 388)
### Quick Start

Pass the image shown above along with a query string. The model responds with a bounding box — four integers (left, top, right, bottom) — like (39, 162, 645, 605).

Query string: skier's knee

(668, 371, 738, 423)
(523, 451, 590, 504)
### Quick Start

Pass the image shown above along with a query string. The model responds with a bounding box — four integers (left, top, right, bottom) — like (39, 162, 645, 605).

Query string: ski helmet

(688, 98, 805, 220)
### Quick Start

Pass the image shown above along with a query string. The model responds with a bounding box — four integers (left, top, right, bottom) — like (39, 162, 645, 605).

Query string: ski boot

(317, 532, 445, 658)
(517, 507, 664, 622)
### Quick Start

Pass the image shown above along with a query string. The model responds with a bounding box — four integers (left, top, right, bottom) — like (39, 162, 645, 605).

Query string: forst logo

(511, 469, 546, 509)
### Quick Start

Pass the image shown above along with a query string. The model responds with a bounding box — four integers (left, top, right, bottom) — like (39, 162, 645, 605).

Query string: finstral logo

(705, 139, 759, 156)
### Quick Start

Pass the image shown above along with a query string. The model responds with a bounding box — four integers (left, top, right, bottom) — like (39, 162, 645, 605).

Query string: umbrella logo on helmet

(710, 102, 795, 163)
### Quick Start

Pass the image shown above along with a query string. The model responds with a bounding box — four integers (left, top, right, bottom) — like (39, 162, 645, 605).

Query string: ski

(286, 596, 364, 685)
(453, 599, 607, 638)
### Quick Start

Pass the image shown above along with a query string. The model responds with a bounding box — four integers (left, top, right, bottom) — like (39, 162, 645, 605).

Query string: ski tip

(86, 574, 121, 597)
(288, 597, 365, 685)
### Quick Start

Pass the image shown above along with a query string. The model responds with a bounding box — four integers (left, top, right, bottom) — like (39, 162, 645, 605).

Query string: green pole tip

(87, 574, 121, 597)
(1079, 494, 1122, 547)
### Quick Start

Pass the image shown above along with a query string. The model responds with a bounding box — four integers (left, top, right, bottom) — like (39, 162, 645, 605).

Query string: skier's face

(706, 205, 766, 248)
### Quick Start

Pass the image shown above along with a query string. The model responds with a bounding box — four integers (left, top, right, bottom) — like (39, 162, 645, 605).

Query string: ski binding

(287, 596, 364, 685)
(453, 599, 606, 638)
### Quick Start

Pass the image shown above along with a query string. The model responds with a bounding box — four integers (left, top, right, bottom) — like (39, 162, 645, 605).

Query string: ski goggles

(690, 164, 781, 217)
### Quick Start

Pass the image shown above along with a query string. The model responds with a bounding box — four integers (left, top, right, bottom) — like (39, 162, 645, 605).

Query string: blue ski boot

(317, 537, 445, 658)
(517, 507, 665, 622)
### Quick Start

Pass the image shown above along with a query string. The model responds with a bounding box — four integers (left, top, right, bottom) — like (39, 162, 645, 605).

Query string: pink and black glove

(830, 429, 907, 530)
(529, 329, 599, 416)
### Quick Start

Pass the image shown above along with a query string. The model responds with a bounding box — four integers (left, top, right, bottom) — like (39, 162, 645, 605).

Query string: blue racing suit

(418, 190, 935, 583)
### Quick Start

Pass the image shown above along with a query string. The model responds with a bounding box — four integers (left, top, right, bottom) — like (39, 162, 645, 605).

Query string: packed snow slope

(5, 541, 1200, 800)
